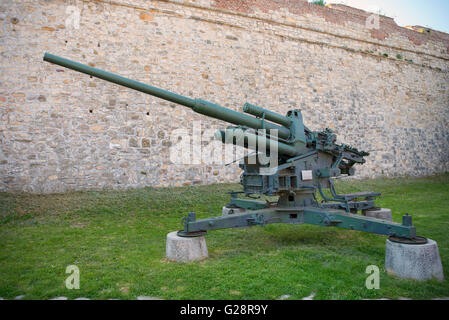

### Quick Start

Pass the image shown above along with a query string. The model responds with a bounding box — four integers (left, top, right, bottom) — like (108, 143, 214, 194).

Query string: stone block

(363, 208, 393, 222)
(385, 238, 444, 281)
(222, 206, 247, 216)
(166, 231, 208, 262)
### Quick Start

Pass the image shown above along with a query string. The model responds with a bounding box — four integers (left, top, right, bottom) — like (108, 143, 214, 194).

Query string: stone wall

(1, 0, 448, 193)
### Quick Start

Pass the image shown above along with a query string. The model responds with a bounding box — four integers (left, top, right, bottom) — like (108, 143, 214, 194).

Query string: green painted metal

(229, 198, 269, 210)
(180, 207, 416, 239)
(43, 53, 290, 139)
(43, 53, 195, 107)
(303, 208, 416, 238)
(243, 103, 292, 127)
(44, 52, 424, 244)
(214, 128, 300, 157)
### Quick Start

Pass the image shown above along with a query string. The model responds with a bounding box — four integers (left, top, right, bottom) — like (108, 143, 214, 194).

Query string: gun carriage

(43, 53, 426, 245)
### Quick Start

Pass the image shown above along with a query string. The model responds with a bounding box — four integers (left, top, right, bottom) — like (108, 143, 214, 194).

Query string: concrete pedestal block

(363, 208, 392, 222)
(385, 238, 444, 281)
(222, 206, 247, 216)
(166, 231, 208, 262)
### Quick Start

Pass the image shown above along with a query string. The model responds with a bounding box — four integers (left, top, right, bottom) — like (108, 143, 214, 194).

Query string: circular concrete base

(385, 238, 444, 281)
(166, 231, 208, 262)
(363, 208, 392, 222)
(222, 206, 247, 216)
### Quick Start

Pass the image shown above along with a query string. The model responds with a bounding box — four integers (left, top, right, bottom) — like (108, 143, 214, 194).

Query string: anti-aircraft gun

(43, 53, 426, 245)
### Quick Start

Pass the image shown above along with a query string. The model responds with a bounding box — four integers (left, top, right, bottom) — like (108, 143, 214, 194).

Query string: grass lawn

(0, 174, 448, 300)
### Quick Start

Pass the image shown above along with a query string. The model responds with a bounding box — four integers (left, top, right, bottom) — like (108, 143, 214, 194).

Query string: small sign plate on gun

(302, 170, 313, 181)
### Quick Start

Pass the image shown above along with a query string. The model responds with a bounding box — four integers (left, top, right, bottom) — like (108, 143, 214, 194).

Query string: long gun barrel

(43, 55, 420, 244)
(43, 53, 291, 140)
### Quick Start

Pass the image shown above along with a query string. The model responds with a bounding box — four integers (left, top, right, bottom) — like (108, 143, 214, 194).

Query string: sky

(327, 0, 449, 33)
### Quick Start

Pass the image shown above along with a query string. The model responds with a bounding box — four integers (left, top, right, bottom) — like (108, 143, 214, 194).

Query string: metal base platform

(178, 205, 417, 240)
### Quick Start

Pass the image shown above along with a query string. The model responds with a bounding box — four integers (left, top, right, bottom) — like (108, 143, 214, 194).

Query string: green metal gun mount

(43, 53, 427, 245)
